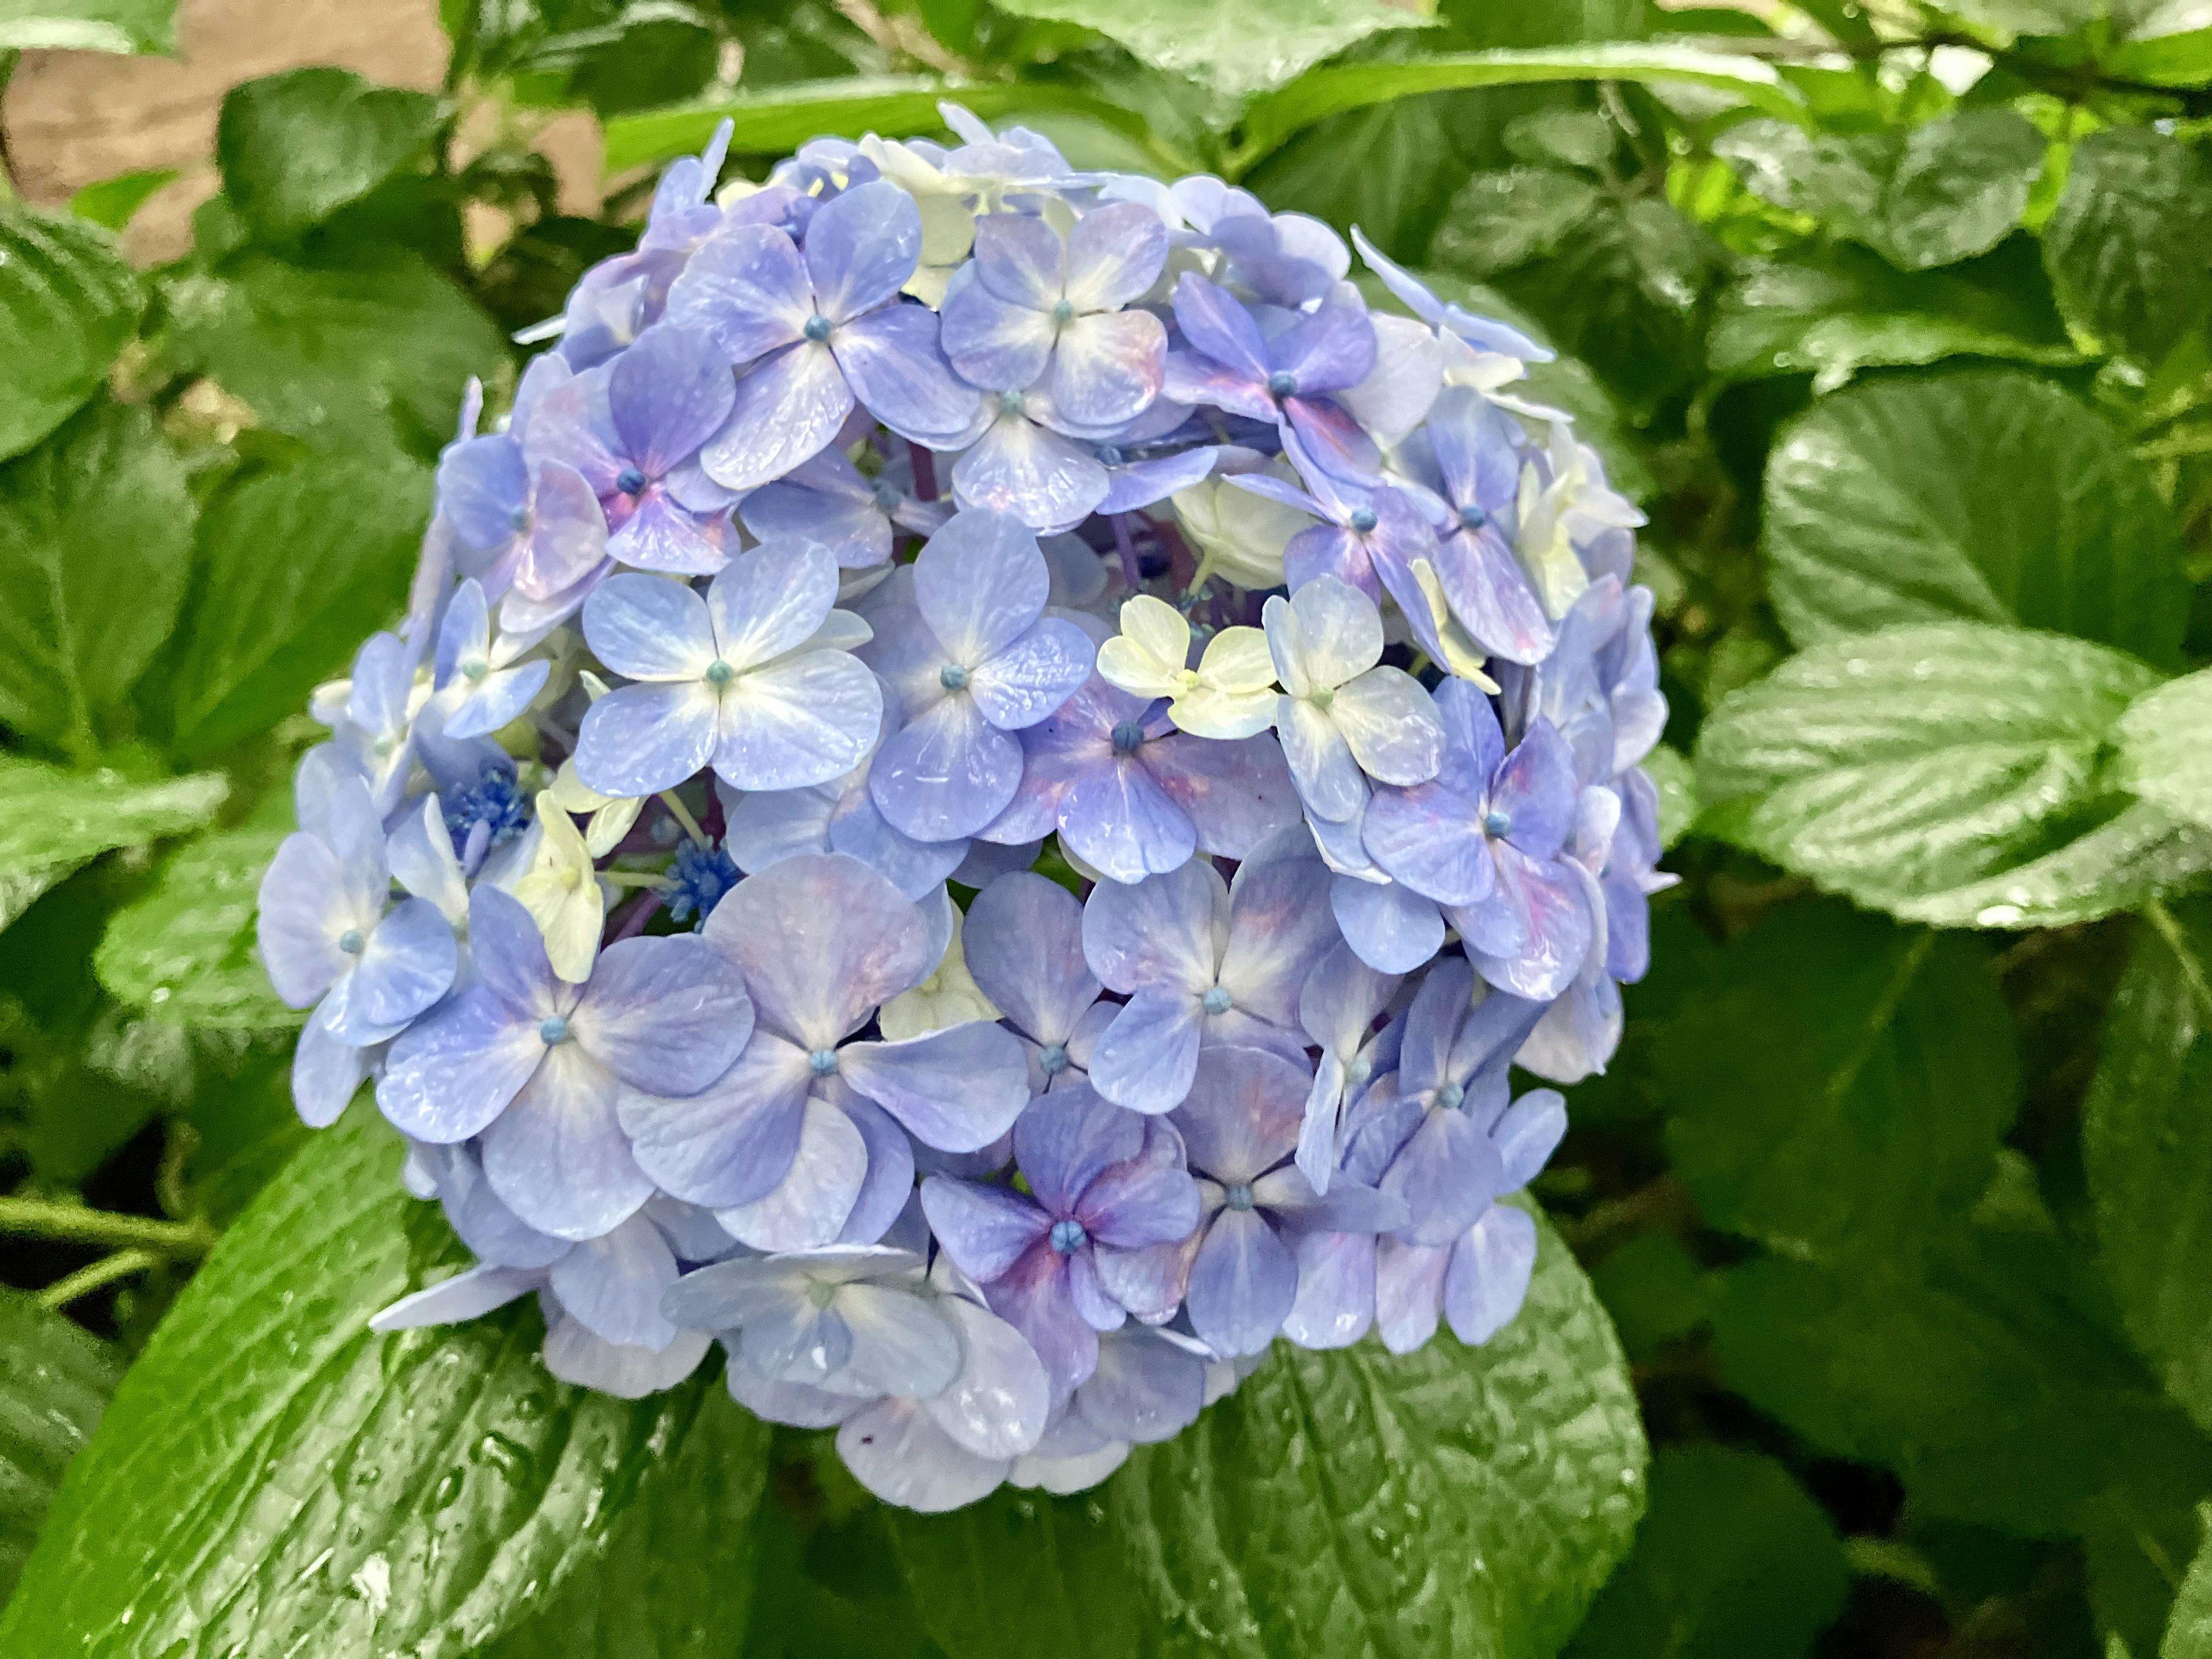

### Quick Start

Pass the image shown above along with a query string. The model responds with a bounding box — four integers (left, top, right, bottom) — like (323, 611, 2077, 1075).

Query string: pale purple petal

(834, 305, 983, 445)
(464, 884, 563, 1016)
(703, 852, 931, 1045)
(921, 1175, 1051, 1283)
(841, 1021, 1031, 1152)
(545, 1320, 710, 1398)
(806, 180, 922, 322)
(664, 224, 812, 362)
(961, 871, 1100, 1046)
(571, 934, 753, 1095)
(727, 1361, 865, 1427)
(1145, 729, 1300, 863)
(1281, 1230, 1374, 1350)
(714, 650, 884, 792)
(1185, 1208, 1297, 1357)
(928, 1298, 1051, 1459)
(702, 342, 854, 490)
(1373, 1236, 1448, 1354)
(1065, 201, 1166, 311)
(550, 1215, 681, 1350)
(1217, 854, 1336, 1027)
(970, 211, 1063, 309)
(953, 414, 1109, 531)
(1077, 1128, 1200, 1249)
(1444, 528, 1553, 665)
(255, 832, 352, 1006)
(619, 1033, 810, 1207)
(1443, 1203, 1537, 1345)
(370, 1264, 541, 1332)
(482, 1048, 655, 1240)
(941, 278, 1056, 391)
(705, 538, 838, 670)
(914, 509, 1052, 669)
(838, 1281, 964, 1395)
(1012, 1084, 1144, 1216)
(1461, 847, 1593, 1003)
(827, 785, 968, 900)
(335, 897, 456, 1038)
(291, 1005, 368, 1127)
(740, 479, 890, 569)
(377, 988, 541, 1142)
(1075, 1325, 1203, 1442)
(439, 435, 528, 552)
(1493, 720, 1578, 862)
(574, 680, 719, 798)
(832, 1094, 915, 1245)
(1058, 755, 1196, 884)
(1494, 1088, 1567, 1190)
(1050, 309, 1165, 431)
(967, 618, 1094, 732)
(582, 571, 717, 680)
(1171, 272, 1268, 384)
(838, 1397, 1010, 1513)
(868, 694, 1025, 842)
(985, 1248, 1095, 1405)
(1173, 1045, 1306, 1185)
(610, 324, 736, 473)
(1362, 780, 1495, 907)
(1380, 1106, 1505, 1248)
(1080, 855, 1221, 994)
(714, 1093, 868, 1249)
(606, 493, 727, 577)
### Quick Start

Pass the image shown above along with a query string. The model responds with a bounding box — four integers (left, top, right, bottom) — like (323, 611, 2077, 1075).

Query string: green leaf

(2170, 1517, 2212, 1659)
(168, 453, 432, 759)
(1763, 370, 2189, 667)
(1711, 1228, 2212, 1535)
(2084, 902, 2212, 1438)
(1241, 92, 1486, 271)
(216, 68, 442, 244)
(0, 757, 228, 933)
(0, 205, 145, 465)
(1641, 744, 1697, 850)
(1715, 111, 2046, 270)
(1428, 166, 1608, 276)
(0, 400, 195, 755)
(2118, 671, 2212, 834)
(93, 799, 297, 1031)
(2043, 127, 2212, 368)
(1655, 900, 2017, 1263)
(160, 251, 506, 456)
(989, 0, 1429, 112)
(0, 0, 173, 51)
(1233, 45, 1807, 173)
(0, 1108, 771, 1658)
(889, 1202, 1646, 1658)
(1564, 1447, 1849, 1659)
(598, 77, 1165, 172)
(0, 1290, 120, 1604)
(1877, 109, 2046, 270)
(1589, 1233, 1713, 1359)
(67, 167, 177, 232)
(1707, 245, 2079, 393)
(1694, 622, 2212, 928)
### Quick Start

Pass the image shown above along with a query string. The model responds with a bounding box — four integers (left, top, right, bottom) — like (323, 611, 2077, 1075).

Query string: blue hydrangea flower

(431, 577, 551, 740)
(1399, 386, 1555, 665)
(618, 854, 1029, 1238)
(259, 775, 457, 1126)
(1375, 1202, 1542, 1355)
(573, 542, 882, 798)
(859, 509, 1095, 840)
(665, 837, 740, 925)
(671, 179, 983, 488)
(1172, 1046, 1405, 1357)
(1361, 679, 1594, 1002)
(1081, 847, 1335, 1113)
(378, 885, 753, 1238)
(1166, 176, 1349, 309)
(939, 204, 1168, 431)
(1262, 573, 1446, 823)
(736, 439, 948, 569)
(1349, 226, 1554, 377)
(526, 324, 742, 576)
(1294, 939, 1403, 1193)
(921, 1085, 1199, 1405)
(961, 870, 1109, 1093)
(1166, 272, 1378, 482)
(435, 361, 610, 605)
(989, 674, 1299, 884)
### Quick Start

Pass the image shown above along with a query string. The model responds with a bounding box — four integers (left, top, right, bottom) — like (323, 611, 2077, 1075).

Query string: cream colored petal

(1195, 626, 1276, 696)
(1169, 685, 1278, 741)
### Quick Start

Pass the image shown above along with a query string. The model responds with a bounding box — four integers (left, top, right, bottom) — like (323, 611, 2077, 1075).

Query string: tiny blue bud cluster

(257, 107, 1670, 1514)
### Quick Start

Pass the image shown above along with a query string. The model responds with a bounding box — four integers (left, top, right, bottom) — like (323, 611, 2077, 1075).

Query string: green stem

(2146, 899, 2212, 1022)
(658, 790, 710, 849)
(602, 869, 675, 889)
(0, 1197, 214, 1255)
(37, 1249, 160, 1310)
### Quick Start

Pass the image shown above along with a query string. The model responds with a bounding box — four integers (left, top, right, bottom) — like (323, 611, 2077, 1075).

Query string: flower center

(508, 506, 532, 533)
(803, 314, 834, 343)
(1347, 1054, 1373, 1086)
(998, 389, 1028, 418)
(1349, 506, 1378, 533)
(1039, 1042, 1070, 1076)
(1459, 503, 1488, 531)
(540, 1015, 572, 1046)
(872, 481, 903, 511)
(808, 1047, 839, 1076)
(1048, 1218, 1088, 1254)
(1436, 1080, 1465, 1111)
(336, 928, 365, 955)
(1096, 444, 1126, 467)
(1266, 370, 1298, 400)
(704, 658, 737, 687)
(1223, 1182, 1256, 1213)
(1483, 809, 1513, 839)
(808, 1280, 838, 1309)
(1308, 684, 1334, 711)
(460, 655, 490, 684)
(615, 467, 647, 497)
(1110, 719, 1147, 755)
(939, 662, 969, 691)
(1050, 298, 1076, 327)
(1202, 986, 1233, 1016)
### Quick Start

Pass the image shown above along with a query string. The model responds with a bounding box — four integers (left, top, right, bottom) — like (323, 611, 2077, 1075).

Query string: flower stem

(602, 869, 675, 889)
(0, 1198, 214, 1256)
(37, 1249, 160, 1310)
(1110, 513, 1143, 593)
(658, 790, 710, 848)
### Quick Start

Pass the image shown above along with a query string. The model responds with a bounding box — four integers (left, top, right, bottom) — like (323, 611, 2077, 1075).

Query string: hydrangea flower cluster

(259, 107, 1669, 1513)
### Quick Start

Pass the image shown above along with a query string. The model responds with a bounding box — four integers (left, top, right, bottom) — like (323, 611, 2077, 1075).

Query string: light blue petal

(1184, 1208, 1297, 1358)
(840, 1021, 1031, 1152)
(481, 1047, 655, 1240)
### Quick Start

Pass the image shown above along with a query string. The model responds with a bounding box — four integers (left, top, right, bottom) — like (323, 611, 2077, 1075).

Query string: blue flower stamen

(1483, 809, 1513, 839)
(539, 1015, 571, 1046)
(1223, 1182, 1255, 1213)
(939, 662, 969, 691)
(1459, 503, 1488, 531)
(808, 1047, 839, 1076)
(336, 928, 365, 955)
(1266, 370, 1298, 399)
(802, 314, 834, 343)
(1436, 1080, 1465, 1110)
(1110, 719, 1147, 755)
(704, 659, 737, 687)
(1039, 1043, 1070, 1077)
(615, 467, 647, 497)
(1202, 986, 1233, 1016)
(1048, 1218, 1088, 1254)
(1349, 506, 1378, 533)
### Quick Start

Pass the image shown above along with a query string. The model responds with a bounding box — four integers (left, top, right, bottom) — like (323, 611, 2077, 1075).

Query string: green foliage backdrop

(2, 0, 2211, 1652)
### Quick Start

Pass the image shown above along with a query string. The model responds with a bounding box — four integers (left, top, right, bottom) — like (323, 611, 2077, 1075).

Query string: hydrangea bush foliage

(251, 109, 1668, 1512)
